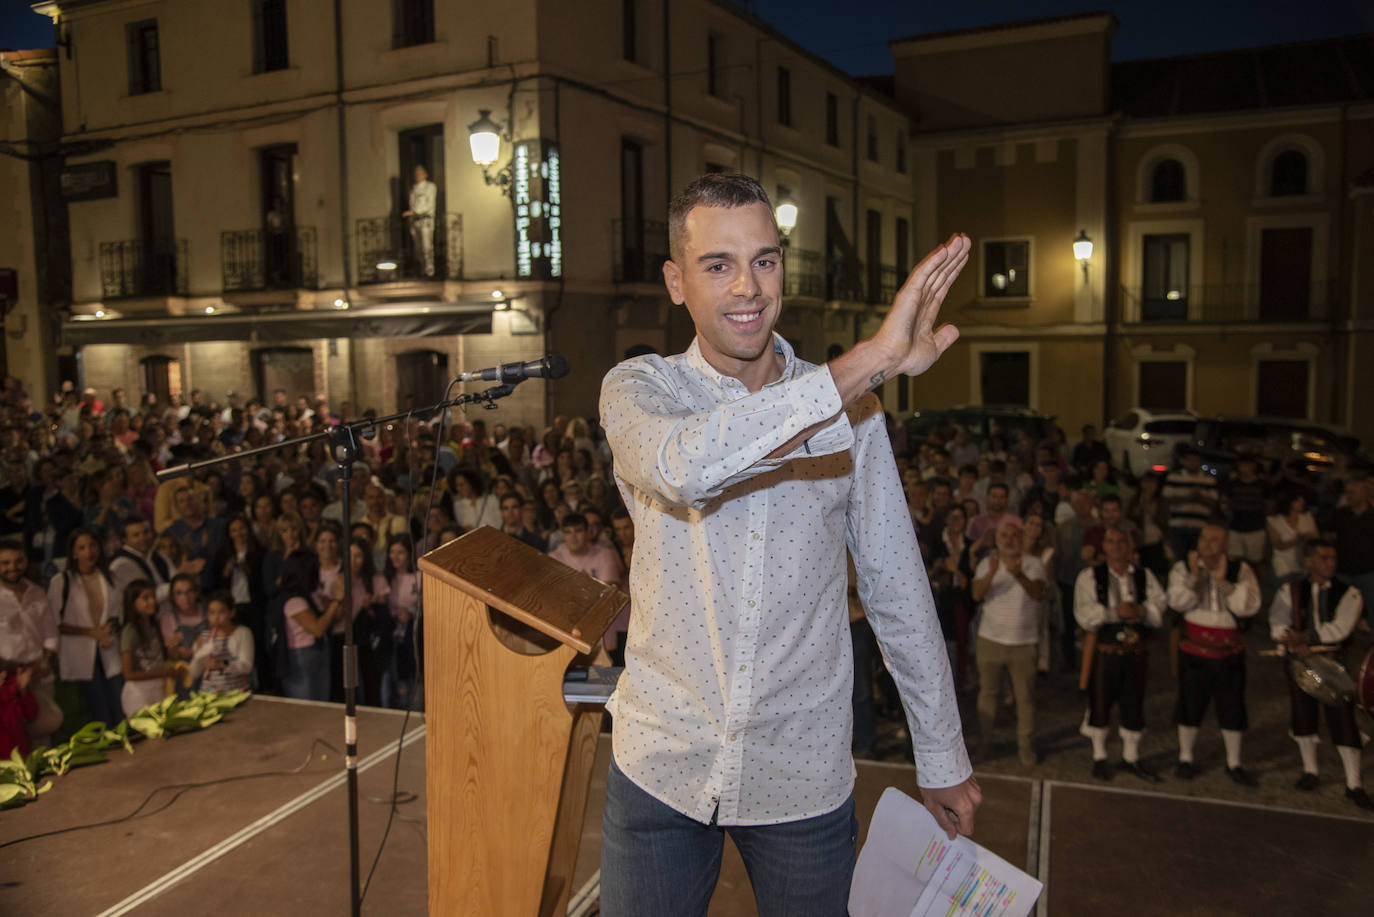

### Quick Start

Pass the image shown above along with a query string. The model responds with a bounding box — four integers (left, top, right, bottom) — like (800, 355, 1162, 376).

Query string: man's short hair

(122, 515, 151, 533)
(0, 538, 24, 555)
(958, 464, 978, 478)
(1302, 535, 1337, 559)
(668, 173, 776, 262)
(561, 513, 588, 531)
(1100, 494, 1122, 508)
(500, 493, 524, 508)
(987, 482, 1009, 496)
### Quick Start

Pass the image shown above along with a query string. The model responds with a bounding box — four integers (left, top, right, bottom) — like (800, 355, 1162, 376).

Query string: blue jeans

(600, 759, 857, 917)
(281, 642, 330, 701)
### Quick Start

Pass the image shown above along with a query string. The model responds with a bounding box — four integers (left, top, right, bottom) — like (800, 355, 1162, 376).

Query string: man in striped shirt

(1164, 447, 1219, 560)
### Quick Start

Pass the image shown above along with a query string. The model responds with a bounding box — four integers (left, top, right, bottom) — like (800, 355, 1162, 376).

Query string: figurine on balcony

(401, 165, 437, 278)
(265, 197, 291, 287)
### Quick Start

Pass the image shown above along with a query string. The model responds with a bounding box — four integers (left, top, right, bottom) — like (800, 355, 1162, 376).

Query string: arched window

(1150, 159, 1186, 203)
(1270, 150, 1308, 196)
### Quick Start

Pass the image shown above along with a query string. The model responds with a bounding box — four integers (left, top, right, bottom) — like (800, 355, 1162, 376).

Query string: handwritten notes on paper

(849, 787, 1042, 917)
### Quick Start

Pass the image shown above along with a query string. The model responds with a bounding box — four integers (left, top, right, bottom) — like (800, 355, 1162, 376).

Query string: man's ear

(663, 259, 685, 305)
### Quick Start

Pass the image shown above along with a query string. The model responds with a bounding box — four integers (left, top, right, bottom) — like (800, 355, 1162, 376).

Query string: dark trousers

(1058, 581, 1078, 667)
(1175, 651, 1248, 731)
(77, 653, 125, 727)
(1288, 672, 1362, 748)
(1088, 649, 1148, 731)
(235, 602, 270, 692)
(850, 619, 877, 754)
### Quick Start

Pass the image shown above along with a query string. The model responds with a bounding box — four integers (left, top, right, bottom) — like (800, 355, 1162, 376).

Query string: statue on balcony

(402, 165, 437, 278)
(265, 196, 291, 287)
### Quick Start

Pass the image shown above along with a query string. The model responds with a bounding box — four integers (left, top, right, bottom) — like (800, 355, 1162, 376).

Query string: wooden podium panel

(419, 527, 628, 917)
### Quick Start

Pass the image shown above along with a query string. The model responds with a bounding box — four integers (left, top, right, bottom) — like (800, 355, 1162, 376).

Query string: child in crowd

(0, 664, 39, 757)
(190, 591, 253, 694)
(161, 573, 209, 664)
(120, 579, 175, 716)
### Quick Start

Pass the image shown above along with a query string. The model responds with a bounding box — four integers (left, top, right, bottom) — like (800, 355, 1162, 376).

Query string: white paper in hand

(849, 787, 1042, 917)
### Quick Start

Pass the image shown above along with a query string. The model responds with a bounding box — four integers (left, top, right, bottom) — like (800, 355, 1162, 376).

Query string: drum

(1288, 653, 1355, 705)
(1357, 645, 1374, 714)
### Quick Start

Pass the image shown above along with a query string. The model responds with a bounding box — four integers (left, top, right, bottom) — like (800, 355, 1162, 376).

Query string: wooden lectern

(419, 526, 628, 917)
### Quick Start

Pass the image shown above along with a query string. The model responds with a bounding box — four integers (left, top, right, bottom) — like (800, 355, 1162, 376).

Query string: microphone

(456, 355, 570, 383)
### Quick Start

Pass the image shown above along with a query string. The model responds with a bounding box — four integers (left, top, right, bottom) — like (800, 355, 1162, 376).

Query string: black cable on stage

(0, 737, 341, 851)
(360, 384, 461, 906)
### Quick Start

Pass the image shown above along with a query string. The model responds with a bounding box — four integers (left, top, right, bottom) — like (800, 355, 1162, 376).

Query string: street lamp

(1073, 229, 1093, 282)
(774, 199, 798, 245)
(468, 108, 512, 192)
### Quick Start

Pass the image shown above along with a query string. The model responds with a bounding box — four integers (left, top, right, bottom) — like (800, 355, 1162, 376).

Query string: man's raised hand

(819, 232, 969, 419)
(872, 233, 970, 381)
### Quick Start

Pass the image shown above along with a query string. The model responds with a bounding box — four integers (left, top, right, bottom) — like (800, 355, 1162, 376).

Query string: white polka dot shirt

(599, 335, 971, 826)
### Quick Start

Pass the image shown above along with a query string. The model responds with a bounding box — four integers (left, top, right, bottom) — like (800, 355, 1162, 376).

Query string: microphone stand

(157, 381, 519, 916)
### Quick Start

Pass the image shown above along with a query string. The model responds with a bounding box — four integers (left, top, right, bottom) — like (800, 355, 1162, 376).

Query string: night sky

(1, 0, 1370, 73)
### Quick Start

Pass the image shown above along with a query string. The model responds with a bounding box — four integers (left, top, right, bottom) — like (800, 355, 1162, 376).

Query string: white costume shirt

(1166, 559, 1261, 629)
(1268, 579, 1362, 647)
(1073, 564, 1166, 631)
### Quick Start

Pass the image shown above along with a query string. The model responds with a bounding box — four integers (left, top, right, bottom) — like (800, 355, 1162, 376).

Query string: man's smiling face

(664, 202, 783, 388)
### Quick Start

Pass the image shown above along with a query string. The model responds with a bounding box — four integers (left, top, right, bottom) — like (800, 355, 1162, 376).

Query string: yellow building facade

(20, 0, 914, 427)
(890, 14, 1374, 446)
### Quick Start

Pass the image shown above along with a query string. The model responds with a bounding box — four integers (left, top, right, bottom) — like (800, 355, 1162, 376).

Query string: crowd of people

(0, 379, 636, 760)
(1, 376, 1369, 812)
(879, 420, 1374, 810)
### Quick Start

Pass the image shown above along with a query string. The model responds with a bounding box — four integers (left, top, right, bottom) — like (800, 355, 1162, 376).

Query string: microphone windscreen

(545, 354, 571, 379)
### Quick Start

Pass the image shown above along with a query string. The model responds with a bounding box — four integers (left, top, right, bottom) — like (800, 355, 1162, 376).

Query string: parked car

(906, 405, 1056, 454)
(1103, 409, 1199, 477)
(1186, 416, 1370, 479)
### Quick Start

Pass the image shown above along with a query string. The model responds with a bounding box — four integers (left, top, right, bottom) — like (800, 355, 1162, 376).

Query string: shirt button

(729, 734, 738, 742)
(738, 664, 747, 673)
(752, 533, 761, 541)
(747, 600, 755, 608)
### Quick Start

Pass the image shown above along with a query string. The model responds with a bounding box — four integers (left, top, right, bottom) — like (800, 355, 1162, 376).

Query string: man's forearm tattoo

(869, 370, 886, 390)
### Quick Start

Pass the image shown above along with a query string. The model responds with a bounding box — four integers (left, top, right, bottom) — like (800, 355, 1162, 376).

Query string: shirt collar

(684, 334, 797, 395)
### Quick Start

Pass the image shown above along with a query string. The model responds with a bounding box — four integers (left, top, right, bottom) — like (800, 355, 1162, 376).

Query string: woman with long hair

(1268, 491, 1318, 586)
(310, 522, 345, 702)
(342, 536, 390, 707)
(262, 510, 307, 601)
(49, 527, 123, 724)
(251, 493, 277, 548)
(450, 469, 501, 532)
(1127, 472, 1170, 577)
(277, 551, 339, 701)
(927, 506, 975, 692)
(382, 534, 420, 710)
(213, 514, 267, 690)
(1021, 512, 1058, 674)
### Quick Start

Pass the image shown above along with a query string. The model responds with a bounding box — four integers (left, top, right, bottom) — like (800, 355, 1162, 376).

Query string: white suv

(1104, 409, 1199, 477)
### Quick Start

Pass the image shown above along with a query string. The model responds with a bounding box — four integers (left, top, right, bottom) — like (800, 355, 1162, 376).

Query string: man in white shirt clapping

(971, 516, 1046, 767)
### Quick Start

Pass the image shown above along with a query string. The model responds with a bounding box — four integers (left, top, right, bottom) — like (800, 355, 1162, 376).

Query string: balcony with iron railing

(99, 240, 188, 299)
(356, 213, 463, 284)
(221, 227, 318, 293)
(1119, 282, 1336, 324)
(783, 248, 824, 298)
(612, 219, 669, 284)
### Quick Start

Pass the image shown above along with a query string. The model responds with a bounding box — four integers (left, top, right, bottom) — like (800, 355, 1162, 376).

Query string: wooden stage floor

(2, 696, 1370, 916)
